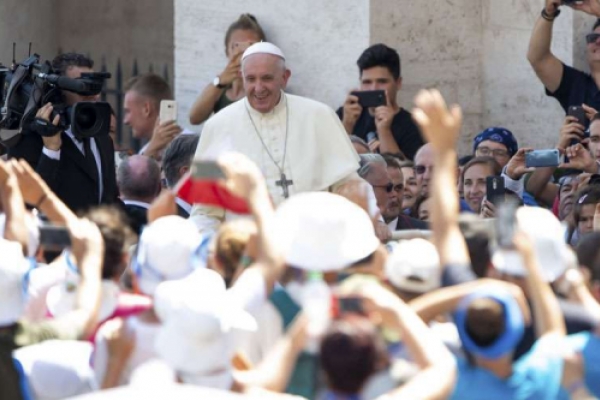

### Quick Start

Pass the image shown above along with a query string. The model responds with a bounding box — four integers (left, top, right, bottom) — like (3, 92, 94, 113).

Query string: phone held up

(351, 90, 387, 108)
(525, 149, 561, 168)
(159, 100, 178, 124)
(486, 176, 505, 206)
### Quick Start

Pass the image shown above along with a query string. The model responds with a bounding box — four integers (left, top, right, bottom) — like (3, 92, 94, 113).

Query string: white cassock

(190, 91, 360, 232)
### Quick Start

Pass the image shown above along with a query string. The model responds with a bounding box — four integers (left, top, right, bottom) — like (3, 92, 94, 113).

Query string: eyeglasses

(414, 165, 434, 175)
(476, 146, 509, 158)
(586, 33, 600, 44)
(372, 182, 403, 193)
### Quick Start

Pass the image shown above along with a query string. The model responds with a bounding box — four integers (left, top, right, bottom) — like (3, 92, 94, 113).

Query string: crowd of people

(5, 0, 600, 399)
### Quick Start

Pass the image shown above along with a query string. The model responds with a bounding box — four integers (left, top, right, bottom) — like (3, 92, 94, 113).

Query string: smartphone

(159, 100, 177, 124)
(366, 131, 378, 143)
(525, 149, 561, 168)
(495, 199, 518, 249)
(338, 296, 365, 315)
(233, 41, 253, 53)
(351, 90, 386, 108)
(568, 105, 586, 126)
(39, 224, 71, 251)
(190, 160, 226, 180)
(486, 176, 505, 206)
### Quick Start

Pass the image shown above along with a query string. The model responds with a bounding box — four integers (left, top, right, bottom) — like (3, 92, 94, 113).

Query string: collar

(123, 200, 151, 209)
(175, 197, 192, 213)
(244, 90, 287, 118)
(387, 217, 398, 231)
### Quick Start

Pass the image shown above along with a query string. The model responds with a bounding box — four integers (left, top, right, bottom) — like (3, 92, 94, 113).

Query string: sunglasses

(373, 182, 403, 193)
(415, 165, 434, 175)
(587, 33, 600, 44)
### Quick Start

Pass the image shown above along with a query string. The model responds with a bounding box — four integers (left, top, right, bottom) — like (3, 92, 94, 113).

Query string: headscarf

(473, 127, 518, 157)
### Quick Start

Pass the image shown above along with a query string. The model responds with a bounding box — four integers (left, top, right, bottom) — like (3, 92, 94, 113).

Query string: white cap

(153, 269, 257, 376)
(273, 192, 380, 271)
(13, 340, 96, 400)
(241, 42, 285, 62)
(0, 237, 31, 325)
(492, 207, 569, 282)
(385, 239, 441, 293)
(134, 216, 207, 295)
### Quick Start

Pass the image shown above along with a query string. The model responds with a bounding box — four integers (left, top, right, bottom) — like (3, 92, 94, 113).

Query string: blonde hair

(215, 220, 257, 282)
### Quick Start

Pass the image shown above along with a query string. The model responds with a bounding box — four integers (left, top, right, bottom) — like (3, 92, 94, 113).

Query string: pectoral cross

(276, 173, 294, 198)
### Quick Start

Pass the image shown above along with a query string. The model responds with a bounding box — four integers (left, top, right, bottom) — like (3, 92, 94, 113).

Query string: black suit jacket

(395, 215, 429, 231)
(8, 130, 120, 213)
(123, 203, 149, 236)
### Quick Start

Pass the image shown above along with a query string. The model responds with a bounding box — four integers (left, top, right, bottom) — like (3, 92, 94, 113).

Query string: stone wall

(174, 0, 370, 132)
(175, 0, 599, 155)
(0, 0, 58, 66)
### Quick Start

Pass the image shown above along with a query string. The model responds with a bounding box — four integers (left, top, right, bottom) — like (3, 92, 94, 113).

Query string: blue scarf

(473, 127, 518, 157)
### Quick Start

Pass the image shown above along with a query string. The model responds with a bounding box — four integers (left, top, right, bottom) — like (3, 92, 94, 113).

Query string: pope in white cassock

(191, 42, 370, 232)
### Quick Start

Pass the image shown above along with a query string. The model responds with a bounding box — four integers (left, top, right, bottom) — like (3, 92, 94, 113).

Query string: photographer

(528, 0, 600, 115)
(7, 53, 119, 212)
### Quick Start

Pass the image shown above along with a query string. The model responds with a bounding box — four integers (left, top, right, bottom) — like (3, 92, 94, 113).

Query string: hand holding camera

(36, 102, 62, 151)
(219, 51, 243, 87)
(342, 90, 363, 134)
(558, 115, 586, 150)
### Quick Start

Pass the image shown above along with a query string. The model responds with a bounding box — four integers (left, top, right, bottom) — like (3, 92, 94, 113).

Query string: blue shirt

(564, 332, 600, 398)
(450, 336, 568, 400)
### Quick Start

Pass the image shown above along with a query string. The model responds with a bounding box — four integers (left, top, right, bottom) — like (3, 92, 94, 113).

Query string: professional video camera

(0, 53, 111, 147)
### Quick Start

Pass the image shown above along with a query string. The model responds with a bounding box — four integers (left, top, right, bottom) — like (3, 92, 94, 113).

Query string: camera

(0, 53, 111, 147)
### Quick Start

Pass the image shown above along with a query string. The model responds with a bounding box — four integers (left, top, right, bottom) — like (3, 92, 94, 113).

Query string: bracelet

(541, 7, 560, 21)
(34, 193, 48, 209)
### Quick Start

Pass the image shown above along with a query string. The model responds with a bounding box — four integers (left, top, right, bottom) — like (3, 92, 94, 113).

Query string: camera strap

(33, 117, 62, 137)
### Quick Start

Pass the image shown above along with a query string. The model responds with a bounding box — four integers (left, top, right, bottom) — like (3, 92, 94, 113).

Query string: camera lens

(75, 105, 96, 130)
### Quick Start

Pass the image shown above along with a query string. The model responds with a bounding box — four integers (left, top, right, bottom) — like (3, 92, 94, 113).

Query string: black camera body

(0, 54, 111, 147)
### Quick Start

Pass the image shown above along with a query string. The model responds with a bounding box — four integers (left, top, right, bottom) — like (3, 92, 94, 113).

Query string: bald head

(117, 155, 161, 203)
(414, 143, 434, 197)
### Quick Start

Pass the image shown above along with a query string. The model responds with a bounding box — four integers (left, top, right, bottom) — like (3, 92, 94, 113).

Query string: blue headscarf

(454, 287, 525, 359)
(473, 127, 519, 157)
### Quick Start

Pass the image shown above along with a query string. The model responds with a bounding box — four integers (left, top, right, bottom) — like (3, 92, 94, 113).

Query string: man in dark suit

(358, 154, 427, 235)
(7, 53, 119, 212)
(117, 155, 161, 235)
(162, 134, 200, 218)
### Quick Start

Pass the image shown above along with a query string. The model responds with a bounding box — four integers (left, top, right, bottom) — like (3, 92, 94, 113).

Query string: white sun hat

(153, 268, 257, 383)
(385, 239, 441, 293)
(241, 42, 285, 61)
(272, 192, 380, 271)
(14, 340, 96, 400)
(133, 216, 209, 295)
(492, 206, 570, 282)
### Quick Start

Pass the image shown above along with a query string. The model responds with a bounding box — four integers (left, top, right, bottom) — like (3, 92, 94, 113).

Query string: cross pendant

(276, 173, 294, 198)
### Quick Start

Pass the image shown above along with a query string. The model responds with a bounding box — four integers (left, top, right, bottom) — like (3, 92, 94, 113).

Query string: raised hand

(570, 0, 600, 17)
(557, 116, 586, 150)
(506, 148, 535, 180)
(412, 89, 463, 152)
(561, 143, 597, 173)
(7, 159, 52, 207)
(342, 90, 363, 134)
(219, 51, 243, 86)
(217, 152, 266, 200)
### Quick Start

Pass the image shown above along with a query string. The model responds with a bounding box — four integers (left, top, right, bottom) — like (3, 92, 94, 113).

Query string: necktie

(82, 138, 100, 195)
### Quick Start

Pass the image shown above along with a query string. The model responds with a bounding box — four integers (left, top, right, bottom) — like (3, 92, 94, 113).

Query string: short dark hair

(577, 232, 600, 282)
(398, 160, 414, 169)
(83, 206, 136, 280)
(124, 73, 172, 110)
(51, 53, 94, 76)
(459, 214, 492, 278)
(591, 112, 600, 124)
(224, 14, 266, 51)
(162, 135, 200, 188)
(320, 316, 388, 394)
(117, 155, 161, 200)
(465, 298, 505, 347)
(410, 194, 430, 220)
(357, 44, 401, 80)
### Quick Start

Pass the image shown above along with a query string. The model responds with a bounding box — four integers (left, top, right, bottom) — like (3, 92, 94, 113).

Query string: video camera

(0, 53, 111, 147)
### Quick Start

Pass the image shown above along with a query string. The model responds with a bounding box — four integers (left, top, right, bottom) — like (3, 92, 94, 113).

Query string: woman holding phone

(189, 14, 266, 125)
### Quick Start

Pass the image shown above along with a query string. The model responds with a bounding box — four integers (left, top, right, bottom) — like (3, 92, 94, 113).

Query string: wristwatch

(213, 76, 227, 89)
